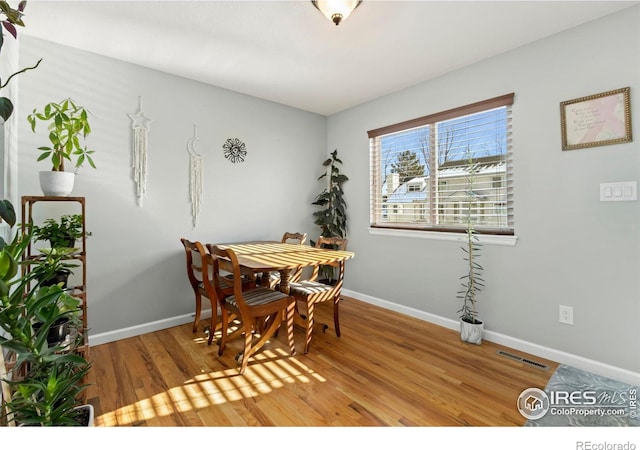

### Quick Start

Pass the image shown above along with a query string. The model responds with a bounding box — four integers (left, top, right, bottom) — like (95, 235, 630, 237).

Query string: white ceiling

(19, 0, 639, 116)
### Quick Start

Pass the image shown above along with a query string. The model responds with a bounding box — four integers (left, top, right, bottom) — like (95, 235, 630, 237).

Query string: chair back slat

(314, 236, 347, 270)
(279, 232, 308, 283)
(281, 232, 308, 245)
(209, 245, 250, 314)
(181, 238, 205, 285)
(315, 236, 347, 250)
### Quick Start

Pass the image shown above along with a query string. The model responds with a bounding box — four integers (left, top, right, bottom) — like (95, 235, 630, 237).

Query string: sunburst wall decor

(222, 138, 247, 163)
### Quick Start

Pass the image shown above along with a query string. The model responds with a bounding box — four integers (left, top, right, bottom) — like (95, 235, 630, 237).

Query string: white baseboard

(89, 309, 212, 347)
(89, 291, 640, 387)
(341, 289, 640, 387)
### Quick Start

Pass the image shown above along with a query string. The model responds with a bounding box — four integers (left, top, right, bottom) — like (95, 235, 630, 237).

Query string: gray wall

(14, 7, 640, 381)
(17, 35, 326, 336)
(330, 6, 640, 377)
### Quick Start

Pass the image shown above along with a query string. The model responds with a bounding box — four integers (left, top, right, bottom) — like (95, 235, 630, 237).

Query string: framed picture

(560, 87, 632, 150)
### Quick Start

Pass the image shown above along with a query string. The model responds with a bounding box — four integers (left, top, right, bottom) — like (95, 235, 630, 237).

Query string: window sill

(369, 227, 518, 246)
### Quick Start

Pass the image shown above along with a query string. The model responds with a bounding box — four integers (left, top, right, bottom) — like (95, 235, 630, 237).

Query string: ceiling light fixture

(312, 0, 362, 26)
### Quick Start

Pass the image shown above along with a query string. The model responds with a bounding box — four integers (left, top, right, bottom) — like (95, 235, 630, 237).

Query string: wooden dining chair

(281, 232, 308, 245)
(289, 236, 347, 353)
(180, 238, 255, 339)
(208, 244, 296, 374)
(262, 231, 309, 288)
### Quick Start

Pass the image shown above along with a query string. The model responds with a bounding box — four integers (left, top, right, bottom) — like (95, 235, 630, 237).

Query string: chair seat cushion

(289, 280, 334, 296)
(226, 287, 289, 307)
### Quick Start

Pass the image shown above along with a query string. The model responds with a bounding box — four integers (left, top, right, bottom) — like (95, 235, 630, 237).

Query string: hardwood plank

(88, 296, 558, 426)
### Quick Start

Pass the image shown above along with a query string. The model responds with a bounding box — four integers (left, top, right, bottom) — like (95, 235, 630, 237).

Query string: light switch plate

(600, 181, 637, 201)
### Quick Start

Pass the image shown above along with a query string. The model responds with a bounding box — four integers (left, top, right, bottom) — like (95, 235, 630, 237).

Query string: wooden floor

(85, 296, 558, 426)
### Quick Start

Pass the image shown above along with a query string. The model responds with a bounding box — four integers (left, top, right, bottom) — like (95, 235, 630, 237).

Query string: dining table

(209, 240, 355, 294)
(206, 240, 355, 355)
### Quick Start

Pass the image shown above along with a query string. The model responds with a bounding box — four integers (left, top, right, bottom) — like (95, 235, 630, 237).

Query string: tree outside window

(368, 94, 514, 235)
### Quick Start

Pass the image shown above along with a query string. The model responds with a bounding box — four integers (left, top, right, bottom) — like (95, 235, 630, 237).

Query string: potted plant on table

(456, 152, 485, 345)
(27, 98, 96, 196)
(0, 199, 93, 426)
(311, 149, 348, 284)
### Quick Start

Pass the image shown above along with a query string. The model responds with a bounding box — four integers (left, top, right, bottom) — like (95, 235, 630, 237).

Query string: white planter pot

(460, 318, 484, 345)
(39, 171, 75, 196)
(73, 404, 95, 426)
(16, 404, 94, 426)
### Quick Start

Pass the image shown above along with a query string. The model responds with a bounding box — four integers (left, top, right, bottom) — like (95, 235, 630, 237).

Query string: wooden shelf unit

(21, 196, 89, 358)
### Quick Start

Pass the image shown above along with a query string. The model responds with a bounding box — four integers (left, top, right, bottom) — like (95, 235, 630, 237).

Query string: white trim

(369, 227, 518, 246)
(342, 288, 640, 386)
(89, 308, 213, 346)
(89, 291, 639, 387)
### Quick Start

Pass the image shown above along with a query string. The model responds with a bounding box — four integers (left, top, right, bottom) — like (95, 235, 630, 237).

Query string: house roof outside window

(384, 155, 506, 204)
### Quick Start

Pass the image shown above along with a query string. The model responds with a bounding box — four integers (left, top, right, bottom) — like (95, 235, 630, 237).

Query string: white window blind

(368, 93, 514, 235)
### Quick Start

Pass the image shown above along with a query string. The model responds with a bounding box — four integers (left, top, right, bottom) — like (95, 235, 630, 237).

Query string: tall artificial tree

(312, 149, 348, 240)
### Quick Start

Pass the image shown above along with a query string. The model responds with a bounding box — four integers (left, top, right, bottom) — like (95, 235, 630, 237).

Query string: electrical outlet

(559, 305, 574, 325)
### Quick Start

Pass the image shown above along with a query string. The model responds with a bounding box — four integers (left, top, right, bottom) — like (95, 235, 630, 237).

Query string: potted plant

(30, 247, 79, 289)
(26, 98, 96, 196)
(312, 149, 348, 240)
(0, 199, 93, 426)
(456, 153, 485, 345)
(0, 1, 41, 123)
(30, 213, 88, 289)
(311, 149, 348, 284)
(3, 358, 93, 426)
(32, 213, 91, 249)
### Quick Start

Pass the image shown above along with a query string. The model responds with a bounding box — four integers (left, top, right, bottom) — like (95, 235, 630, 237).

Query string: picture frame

(560, 87, 632, 150)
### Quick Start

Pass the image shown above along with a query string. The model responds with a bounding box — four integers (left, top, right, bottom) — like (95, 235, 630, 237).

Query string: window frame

(368, 93, 515, 241)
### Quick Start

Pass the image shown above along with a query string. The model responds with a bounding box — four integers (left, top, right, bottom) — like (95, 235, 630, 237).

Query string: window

(368, 93, 514, 236)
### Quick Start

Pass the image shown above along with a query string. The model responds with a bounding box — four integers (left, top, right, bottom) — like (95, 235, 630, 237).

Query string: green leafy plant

(3, 359, 91, 426)
(28, 214, 88, 289)
(311, 149, 348, 281)
(0, 199, 91, 426)
(312, 149, 348, 240)
(0, 1, 41, 123)
(27, 98, 96, 171)
(32, 214, 91, 248)
(30, 247, 80, 287)
(456, 152, 484, 325)
(0, 198, 16, 245)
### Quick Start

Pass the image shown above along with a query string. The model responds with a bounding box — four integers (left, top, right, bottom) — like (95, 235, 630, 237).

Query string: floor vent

(497, 350, 550, 371)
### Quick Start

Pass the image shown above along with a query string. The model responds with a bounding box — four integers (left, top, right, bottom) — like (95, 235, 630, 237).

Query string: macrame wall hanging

(187, 124, 204, 228)
(128, 96, 153, 207)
